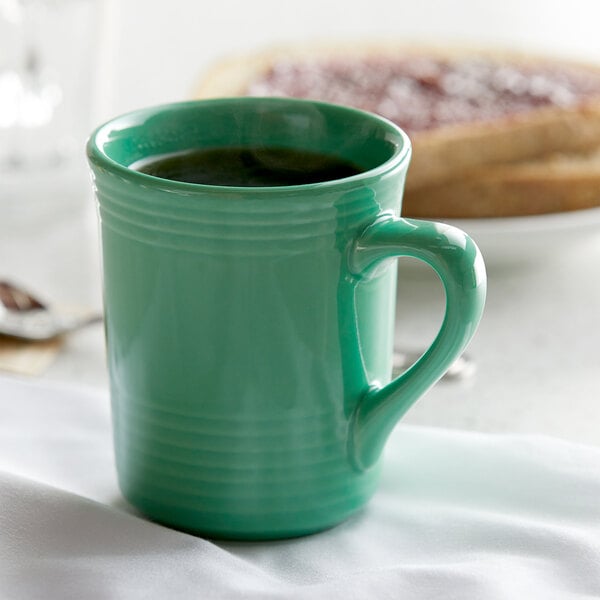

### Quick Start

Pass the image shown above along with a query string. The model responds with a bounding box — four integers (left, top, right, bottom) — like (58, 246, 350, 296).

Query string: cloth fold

(1, 376, 599, 599)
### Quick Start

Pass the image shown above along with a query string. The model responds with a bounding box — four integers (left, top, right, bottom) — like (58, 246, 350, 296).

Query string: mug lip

(86, 97, 412, 194)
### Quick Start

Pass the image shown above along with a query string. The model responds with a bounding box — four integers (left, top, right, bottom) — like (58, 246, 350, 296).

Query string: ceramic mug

(87, 97, 486, 540)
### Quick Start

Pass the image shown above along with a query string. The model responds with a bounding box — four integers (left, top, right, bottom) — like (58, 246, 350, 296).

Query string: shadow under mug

(87, 97, 486, 540)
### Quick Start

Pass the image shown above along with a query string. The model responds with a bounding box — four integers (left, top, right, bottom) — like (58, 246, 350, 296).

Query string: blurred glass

(0, 0, 105, 220)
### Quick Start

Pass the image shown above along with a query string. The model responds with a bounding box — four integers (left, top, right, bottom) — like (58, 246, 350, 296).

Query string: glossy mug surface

(87, 98, 486, 540)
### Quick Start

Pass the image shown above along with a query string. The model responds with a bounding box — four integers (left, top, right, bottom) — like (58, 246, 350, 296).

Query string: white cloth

(0, 376, 599, 600)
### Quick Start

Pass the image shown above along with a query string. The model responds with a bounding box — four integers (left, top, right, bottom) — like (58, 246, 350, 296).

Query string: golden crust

(404, 147, 600, 217)
(407, 103, 600, 189)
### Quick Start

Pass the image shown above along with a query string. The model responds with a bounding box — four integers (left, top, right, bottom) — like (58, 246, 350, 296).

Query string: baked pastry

(405, 147, 600, 217)
(195, 42, 600, 217)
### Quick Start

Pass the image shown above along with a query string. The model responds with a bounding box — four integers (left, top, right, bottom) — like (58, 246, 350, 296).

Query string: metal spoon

(0, 281, 102, 341)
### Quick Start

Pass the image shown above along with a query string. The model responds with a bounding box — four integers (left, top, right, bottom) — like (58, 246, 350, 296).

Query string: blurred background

(108, 0, 600, 115)
(1, 0, 599, 443)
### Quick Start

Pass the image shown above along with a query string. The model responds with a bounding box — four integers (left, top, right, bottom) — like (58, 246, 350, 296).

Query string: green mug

(87, 97, 486, 540)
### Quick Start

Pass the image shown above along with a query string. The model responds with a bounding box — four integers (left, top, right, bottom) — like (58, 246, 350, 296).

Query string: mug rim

(86, 97, 412, 194)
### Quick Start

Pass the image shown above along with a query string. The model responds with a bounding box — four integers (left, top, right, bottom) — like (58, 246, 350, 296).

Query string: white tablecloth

(1, 376, 599, 599)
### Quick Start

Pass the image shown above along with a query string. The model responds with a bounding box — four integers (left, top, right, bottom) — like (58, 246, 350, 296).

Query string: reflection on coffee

(132, 146, 362, 187)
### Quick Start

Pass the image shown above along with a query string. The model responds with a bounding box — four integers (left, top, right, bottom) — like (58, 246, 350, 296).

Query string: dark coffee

(132, 146, 362, 187)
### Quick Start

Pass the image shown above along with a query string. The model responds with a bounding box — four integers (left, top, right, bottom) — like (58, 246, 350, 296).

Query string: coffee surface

(133, 146, 362, 186)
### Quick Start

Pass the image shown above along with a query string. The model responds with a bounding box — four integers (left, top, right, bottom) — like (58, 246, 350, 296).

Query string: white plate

(445, 207, 600, 268)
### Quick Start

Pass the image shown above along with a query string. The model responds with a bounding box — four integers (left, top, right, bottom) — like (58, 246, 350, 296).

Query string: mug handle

(348, 215, 487, 470)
